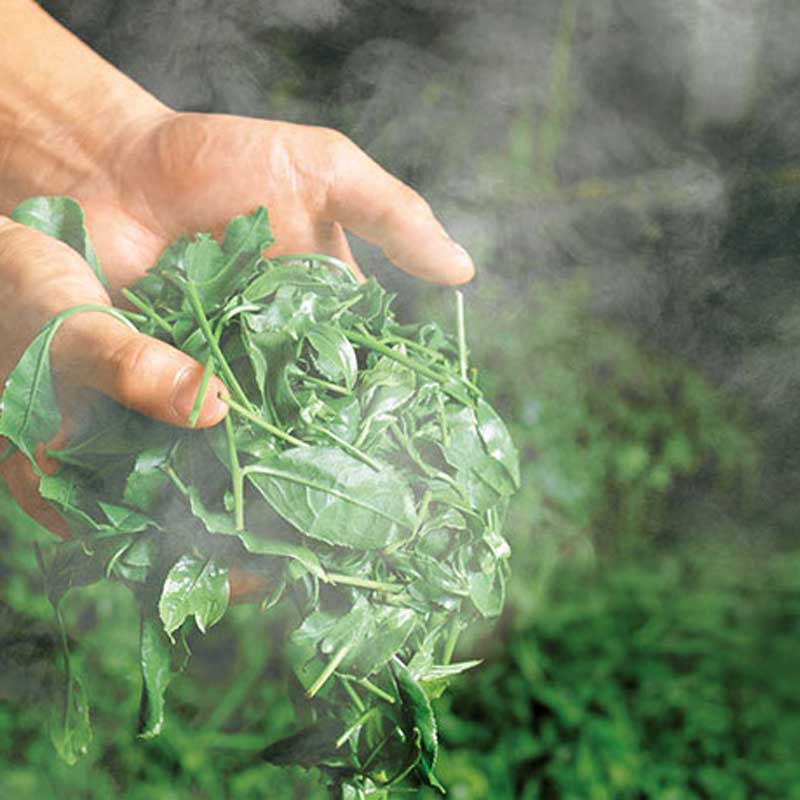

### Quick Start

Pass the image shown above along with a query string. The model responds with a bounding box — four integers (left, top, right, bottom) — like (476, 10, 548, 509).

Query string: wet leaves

(5, 196, 519, 795)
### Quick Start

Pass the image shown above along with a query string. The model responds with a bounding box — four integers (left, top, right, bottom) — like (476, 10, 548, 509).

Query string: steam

(40, 0, 800, 524)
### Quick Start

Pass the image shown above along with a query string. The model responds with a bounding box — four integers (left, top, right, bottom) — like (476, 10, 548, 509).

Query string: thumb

(52, 310, 228, 428)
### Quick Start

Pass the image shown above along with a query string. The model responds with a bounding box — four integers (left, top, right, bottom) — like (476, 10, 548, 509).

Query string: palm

(81, 114, 356, 295)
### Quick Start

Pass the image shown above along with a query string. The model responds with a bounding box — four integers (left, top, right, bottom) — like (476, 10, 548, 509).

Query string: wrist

(0, 1, 169, 210)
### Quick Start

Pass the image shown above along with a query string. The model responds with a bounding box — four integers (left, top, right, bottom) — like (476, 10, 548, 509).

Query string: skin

(0, 2, 473, 598)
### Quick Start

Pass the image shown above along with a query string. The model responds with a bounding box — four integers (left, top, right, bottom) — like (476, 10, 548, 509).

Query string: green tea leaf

(237, 529, 327, 581)
(476, 397, 521, 489)
(49, 675, 92, 765)
(344, 606, 417, 677)
(158, 554, 230, 637)
(393, 659, 445, 793)
(98, 502, 156, 533)
(439, 405, 517, 511)
(186, 206, 273, 309)
(138, 612, 185, 739)
(261, 720, 346, 768)
(247, 447, 416, 549)
(0, 320, 62, 466)
(11, 195, 107, 286)
(308, 323, 358, 389)
(0, 305, 135, 466)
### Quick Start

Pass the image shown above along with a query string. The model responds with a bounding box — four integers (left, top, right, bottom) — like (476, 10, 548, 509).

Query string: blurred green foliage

(424, 548, 800, 800)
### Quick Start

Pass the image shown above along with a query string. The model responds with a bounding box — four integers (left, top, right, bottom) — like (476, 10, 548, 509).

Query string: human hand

(0, 5, 474, 591)
(0, 216, 228, 537)
(80, 111, 474, 296)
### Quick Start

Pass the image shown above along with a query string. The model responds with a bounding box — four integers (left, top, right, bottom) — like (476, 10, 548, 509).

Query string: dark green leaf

(261, 720, 346, 768)
(393, 659, 445, 793)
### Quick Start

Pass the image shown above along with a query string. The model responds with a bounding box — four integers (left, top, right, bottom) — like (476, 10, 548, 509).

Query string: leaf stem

(188, 356, 216, 428)
(224, 415, 244, 530)
(348, 329, 478, 400)
(339, 676, 366, 713)
(336, 707, 378, 749)
(382, 334, 449, 365)
(301, 374, 351, 395)
(221, 396, 307, 448)
(456, 289, 468, 382)
(356, 677, 396, 705)
(184, 281, 251, 410)
(309, 423, 381, 471)
(161, 464, 189, 496)
(307, 643, 352, 698)
(325, 572, 404, 593)
(347, 331, 445, 384)
(122, 289, 173, 335)
(442, 618, 463, 665)
(362, 729, 397, 771)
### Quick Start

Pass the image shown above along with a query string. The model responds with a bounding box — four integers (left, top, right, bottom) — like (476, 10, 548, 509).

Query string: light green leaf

(0, 320, 62, 466)
(247, 447, 416, 549)
(0, 305, 135, 467)
(475, 398, 521, 488)
(158, 553, 230, 637)
(50, 675, 92, 765)
(11, 195, 107, 286)
(308, 323, 358, 389)
(237, 529, 327, 581)
(187, 206, 273, 309)
(138, 613, 186, 739)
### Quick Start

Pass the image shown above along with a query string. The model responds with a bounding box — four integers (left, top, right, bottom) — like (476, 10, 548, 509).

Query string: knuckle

(0, 219, 35, 261)
(321, 127, 352, 153)
(42, 274, 109, 310)
(314, 128, 357, 213)
(109, 335, 153, 404)
(404, 189, 433, 220)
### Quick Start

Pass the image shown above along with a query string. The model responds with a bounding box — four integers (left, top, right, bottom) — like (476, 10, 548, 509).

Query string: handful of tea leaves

(2, 197, 519, 797)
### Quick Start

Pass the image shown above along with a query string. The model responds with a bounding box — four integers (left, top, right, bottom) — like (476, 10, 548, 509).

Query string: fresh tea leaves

(3, 196, 519, 798)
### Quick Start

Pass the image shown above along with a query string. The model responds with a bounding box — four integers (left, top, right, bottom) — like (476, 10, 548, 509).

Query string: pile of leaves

(0, 197, 519, 798)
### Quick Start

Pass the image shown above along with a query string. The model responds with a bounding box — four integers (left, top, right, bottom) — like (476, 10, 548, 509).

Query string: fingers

(51, 311, 228, 428)
(317, 221, 365, 283)
(320, 132, 474, 285)
(228, 567, 268, 603)
(0, 450, 71, 538)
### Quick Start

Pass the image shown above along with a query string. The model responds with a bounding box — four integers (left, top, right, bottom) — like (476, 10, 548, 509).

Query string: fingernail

(171, 369, 225, 425)
(452, 241, 471, 259)
(451, 241, 475, 274)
